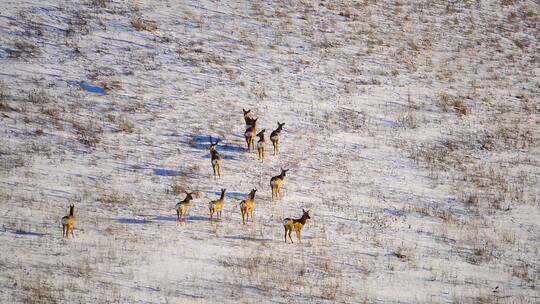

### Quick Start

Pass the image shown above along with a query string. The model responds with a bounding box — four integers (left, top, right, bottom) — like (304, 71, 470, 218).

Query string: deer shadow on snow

(114, 218, 152, 224)
(183, 135, 244, 158)
(153, 215, 210, 223)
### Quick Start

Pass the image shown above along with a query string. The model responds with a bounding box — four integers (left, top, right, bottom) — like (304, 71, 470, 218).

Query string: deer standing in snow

(175, 192, 194, 224)
(239, 188, 257, 224)
(209, 137, 222, 178)
(270, 122, 285, 156)
(209, 188, 226, 223)
(244, 118, 258, 152)
(61, 204, 76, 239)
(283, 209, 311, 243)
(270, 168, 289, 200)
(256, 129, 266, 162)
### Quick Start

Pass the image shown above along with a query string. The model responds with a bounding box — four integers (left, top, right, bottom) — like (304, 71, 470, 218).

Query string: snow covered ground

(0, 0, 539, 303)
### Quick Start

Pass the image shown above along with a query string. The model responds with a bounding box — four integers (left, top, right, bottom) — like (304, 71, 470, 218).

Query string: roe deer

(209, 137, 222, 178)
(175, 191, 194, 224)
(256, 129, 266, 162)
(270, 122, 285, 156)
(270, 168, 289, 200)
(61, 204, 76, 239)
(239, 188, 257, 224)
(209, 188, 226, 223)
(244, 118, 258, 152)
(243, 108, 256, 127)
(283, 209, 311, 243)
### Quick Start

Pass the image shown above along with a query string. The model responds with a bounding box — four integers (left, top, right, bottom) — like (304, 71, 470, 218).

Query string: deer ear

(303, 209, 305, 212)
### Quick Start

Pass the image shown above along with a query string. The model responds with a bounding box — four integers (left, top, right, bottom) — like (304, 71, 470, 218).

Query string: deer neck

(295, 216, 308, 225)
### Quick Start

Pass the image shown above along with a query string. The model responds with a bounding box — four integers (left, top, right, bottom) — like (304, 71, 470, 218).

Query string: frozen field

(0, 0, 539, 303)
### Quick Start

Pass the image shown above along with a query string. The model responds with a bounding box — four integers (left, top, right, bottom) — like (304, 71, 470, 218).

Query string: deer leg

(284, 228, 288, 243)
(71, 229, 75, 239)
(288, 230, 293, 243)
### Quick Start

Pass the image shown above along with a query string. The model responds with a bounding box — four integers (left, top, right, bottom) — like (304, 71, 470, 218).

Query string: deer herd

(61, 109, 310, 244)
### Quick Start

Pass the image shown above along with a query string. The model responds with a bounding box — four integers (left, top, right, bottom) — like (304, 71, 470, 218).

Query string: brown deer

(256, 129, 266, 162)
(270, 122, 285, 156)
(244, 118, 258, 152)
(209, 188, 226, 223)
(283, 209, 311, 243)
(239, 188, 257, 224)
(175, 191, 194, 224)
(243, 108, 256, 127)
(209, 137, 222, 178)
(270, 168, 289, 200)
(61, 204, 76, 239)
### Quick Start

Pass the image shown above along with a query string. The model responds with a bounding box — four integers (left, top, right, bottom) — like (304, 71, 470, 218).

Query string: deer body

(271, 168, 289, 200)
(176, 192, 194, 223)
(244, 118, 258, 152)
(210, 138, 222, 178)
(239, 189, 257, 224)
(256, 129, 266, 162)
(209, 189, 226, 223)
(61, 205, 76, 239)
(283, 209, 311, 243)
(270, 122, 285, 156)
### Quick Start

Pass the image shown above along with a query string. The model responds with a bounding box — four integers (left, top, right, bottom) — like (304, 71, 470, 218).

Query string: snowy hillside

(0, 0, 539, 303)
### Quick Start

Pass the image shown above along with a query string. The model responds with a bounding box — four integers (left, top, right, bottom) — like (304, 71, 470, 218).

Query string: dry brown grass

(131, 16, 157, 32)
(116, 114, 134, 133)
(87, 0, 111, 8)
(436, 92, 469, 116)
(73, 120, 103, 147)
(26, 89, 50, 104)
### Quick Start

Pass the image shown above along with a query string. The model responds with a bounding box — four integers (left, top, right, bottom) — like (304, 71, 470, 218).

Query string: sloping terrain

(0, 0, 539, 303)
